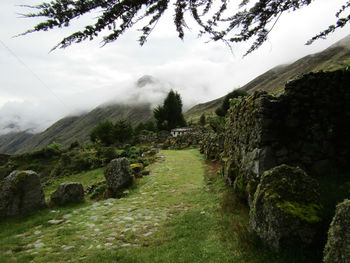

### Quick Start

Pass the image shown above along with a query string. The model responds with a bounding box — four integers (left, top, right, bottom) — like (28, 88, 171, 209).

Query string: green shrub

(215, 88, 248, 116)
(96, 146, 117, 163)
(69, 141, 80, 150)
(89, 184, 107, 199)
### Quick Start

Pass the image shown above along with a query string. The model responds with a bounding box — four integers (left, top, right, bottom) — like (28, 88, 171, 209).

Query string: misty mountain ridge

(0, 75, 169, 136)
(0, 75, 174, 154)
(1, 34, 350, 154)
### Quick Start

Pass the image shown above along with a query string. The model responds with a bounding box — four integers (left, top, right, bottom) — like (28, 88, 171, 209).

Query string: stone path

(1, 149, 205, 262)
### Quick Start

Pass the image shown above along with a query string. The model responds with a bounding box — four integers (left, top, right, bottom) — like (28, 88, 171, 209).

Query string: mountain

(185, 34, 350, 120)
(0, 103, 154, 154)
(184, 97, 223, 123)
(1, 35, 350, 153)
(0, 132, 34, 154)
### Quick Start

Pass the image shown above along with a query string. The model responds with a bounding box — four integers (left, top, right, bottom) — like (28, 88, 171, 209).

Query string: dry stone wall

(223, 70, 350, 204)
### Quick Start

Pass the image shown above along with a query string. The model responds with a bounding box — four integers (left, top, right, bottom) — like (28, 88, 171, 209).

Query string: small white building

(170, 128, 194, 137)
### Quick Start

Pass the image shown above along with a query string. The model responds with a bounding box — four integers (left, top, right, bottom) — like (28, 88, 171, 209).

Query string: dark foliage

(134, 120, 156, 135)
(19, 0, 350, 55)
(114, 120, 133, 143)
(90, 120, 115, 146)
(90, 119, 133, 146)
(199, 113, 206, 126)
(215, 88, 248, 117)
(153, 90, 186, 131)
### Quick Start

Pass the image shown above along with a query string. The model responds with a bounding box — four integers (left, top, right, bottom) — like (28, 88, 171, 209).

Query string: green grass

(43, 168, 105, 200)
(0, 149, 321, 262)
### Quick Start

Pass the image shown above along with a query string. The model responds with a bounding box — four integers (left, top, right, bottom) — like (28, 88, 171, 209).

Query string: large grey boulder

(323, 199, 350, 263)
(50, 182, 84, 206)
(104, 158, 133, 197)
(0, 170, 46, 218)
(249, 164, 322, 250)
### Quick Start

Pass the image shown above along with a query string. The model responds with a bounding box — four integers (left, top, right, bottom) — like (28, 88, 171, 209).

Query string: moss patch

(277, 201, 322, 223)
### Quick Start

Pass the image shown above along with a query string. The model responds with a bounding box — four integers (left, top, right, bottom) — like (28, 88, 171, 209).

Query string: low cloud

(0, 0, 349, 135)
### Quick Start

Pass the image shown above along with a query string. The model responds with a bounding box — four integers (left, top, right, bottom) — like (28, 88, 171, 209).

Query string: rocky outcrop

(323, 199, 350, 263)
(50, 182, 84, 206)
(249, 165, 322, 251)
(104, 158, 133, 197)
(0, 170, 46, 218)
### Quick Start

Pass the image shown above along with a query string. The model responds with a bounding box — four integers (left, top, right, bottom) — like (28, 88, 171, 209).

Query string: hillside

(0, 103, 153, 154)
(185, 34, 350, 120)
(0, 132, 34, 154)
(184, 97, 223, 123)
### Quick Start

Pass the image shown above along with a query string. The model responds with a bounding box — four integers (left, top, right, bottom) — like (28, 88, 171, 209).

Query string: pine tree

(199, 113, 206, 126)
(215, 88, 248, 117)
(153, 90, 186, 131)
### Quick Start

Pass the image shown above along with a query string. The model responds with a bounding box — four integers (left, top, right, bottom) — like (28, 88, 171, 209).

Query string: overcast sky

(0, 0, 349, 134)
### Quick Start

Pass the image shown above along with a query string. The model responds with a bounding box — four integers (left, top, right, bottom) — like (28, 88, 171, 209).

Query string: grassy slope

(184, 34, 350, 121)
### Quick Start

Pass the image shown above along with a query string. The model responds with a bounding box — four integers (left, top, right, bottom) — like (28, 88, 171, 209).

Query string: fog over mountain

(1, 0, 349, 136)
(0, 74, 219, 135)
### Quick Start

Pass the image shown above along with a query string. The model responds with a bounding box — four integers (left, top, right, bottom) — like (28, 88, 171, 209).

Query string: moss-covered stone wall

(223, 70, 350, 203)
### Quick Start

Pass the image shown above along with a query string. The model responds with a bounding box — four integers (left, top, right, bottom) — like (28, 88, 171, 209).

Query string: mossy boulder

(323, 199, 350, 263)
(104, 158, 133, 197)
(50, 182, 84, 206)
(249, 164, 322, 250)
(0, 170, 47, 218)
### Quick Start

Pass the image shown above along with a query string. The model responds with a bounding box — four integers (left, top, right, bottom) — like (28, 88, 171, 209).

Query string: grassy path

(0, 149, 243, 263)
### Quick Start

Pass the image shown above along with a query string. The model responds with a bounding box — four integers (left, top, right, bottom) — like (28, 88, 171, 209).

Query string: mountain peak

(136, 75, 156, 88)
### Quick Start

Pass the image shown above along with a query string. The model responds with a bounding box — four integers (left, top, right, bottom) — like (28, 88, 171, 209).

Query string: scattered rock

(249, 164, 322, 251)
(104, 158, 133, 197)
(50, 182, 84, 206)
(63, 246, 75, 250)
(120, 243, 131, 248)
(63, 214, 72, 219)
(0, 170, 47, 218)
(34, 243, 44, 248)
(48, 219, 64, 225)
(143, 232, 153, 237)
(323, 199, 350, 263)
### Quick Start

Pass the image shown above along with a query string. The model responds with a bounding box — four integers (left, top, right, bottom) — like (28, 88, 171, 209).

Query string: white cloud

(0, 0, 349, 134)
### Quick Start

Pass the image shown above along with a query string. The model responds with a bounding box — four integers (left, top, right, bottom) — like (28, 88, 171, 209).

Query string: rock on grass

(50, 182, 84, 206)
(0, 170, 47, 218)
(249, 164, 322, 250)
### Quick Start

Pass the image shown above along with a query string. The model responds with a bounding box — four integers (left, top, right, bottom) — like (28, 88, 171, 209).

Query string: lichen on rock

(323, 199, 350, 263)
(249, 164, 322, 250)
(0, 170, 47, 218)
(50, 182, 84, 206)
(104, 158, 133, 197)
